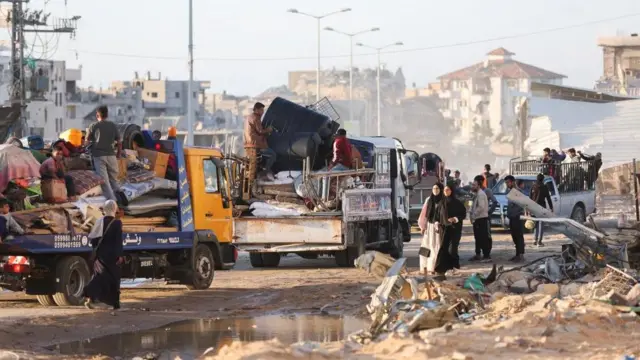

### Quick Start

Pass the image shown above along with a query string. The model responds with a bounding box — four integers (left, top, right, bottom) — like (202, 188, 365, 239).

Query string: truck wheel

(571, 205, 586, 223)
(249, 253, 264, 268)
(36, 295, 56, 307)
(53, 256, 91, 307)
(187, 244, 215, 290)
(336, 229, 365, 267)
(390, 226, 404, 259)
(261, 253, 281, 268)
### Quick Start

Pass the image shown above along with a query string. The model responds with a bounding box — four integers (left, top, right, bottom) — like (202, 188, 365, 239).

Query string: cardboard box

(137, 148, 169, 178)
(117, 158, 128, 181)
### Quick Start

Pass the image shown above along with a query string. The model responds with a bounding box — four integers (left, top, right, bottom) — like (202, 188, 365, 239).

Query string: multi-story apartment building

(595, 33, 640, 97)
(19, 59, 83, 139)
(435, 47, 565, 144)
(112, 72, 210, 120)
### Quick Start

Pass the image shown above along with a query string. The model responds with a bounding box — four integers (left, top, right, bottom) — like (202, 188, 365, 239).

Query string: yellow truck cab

(183, 146, 236, 269)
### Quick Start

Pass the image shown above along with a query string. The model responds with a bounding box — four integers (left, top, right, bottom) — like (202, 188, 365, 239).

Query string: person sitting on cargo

(328, 129, 352, 171)
(0, 198, 24, 240)
(244, 102, 275, 180)
(40, 146, 77, 201)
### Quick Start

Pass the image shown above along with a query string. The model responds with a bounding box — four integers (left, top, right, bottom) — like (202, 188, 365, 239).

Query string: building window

(151, 92, 158, 98)
(203, 159, 219, 193)
(175, 92, 180, 98)
(506, 79, 518, 89)
(459, 81, 468, 89)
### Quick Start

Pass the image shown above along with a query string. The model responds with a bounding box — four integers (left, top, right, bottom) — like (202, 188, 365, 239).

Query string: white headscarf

(88, 200, 119, 239)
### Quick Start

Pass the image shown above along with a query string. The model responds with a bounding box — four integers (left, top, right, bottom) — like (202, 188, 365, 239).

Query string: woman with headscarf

(417, 182, 445, 274)
(434, 183, 467, 279)
(83, 200, 124, 310)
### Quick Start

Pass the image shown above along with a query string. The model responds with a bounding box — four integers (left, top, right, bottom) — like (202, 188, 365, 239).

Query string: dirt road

(0, 227, 574, 358)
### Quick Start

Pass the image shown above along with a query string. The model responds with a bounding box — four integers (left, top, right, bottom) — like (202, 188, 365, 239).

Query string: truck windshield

(492, 179, 535, 195)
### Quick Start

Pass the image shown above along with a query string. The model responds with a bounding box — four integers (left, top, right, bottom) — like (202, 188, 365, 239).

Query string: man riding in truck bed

(244, 102, 275, 180)
(329, 129, 352, 171)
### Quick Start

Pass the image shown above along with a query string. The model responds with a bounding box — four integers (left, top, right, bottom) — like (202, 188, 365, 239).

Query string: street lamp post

(356, 41, 403, 136)
(287, 8, 351, 102)
(186, 0, 194, 145)
(324, 26, 379, 124)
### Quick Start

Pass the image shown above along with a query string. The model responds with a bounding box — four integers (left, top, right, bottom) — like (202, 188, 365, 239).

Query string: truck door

(544, 178, 560, 215)
(194, 157, 233, 243)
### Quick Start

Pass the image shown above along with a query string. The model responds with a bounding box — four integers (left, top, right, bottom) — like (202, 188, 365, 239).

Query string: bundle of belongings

(0, 141, 179, 239)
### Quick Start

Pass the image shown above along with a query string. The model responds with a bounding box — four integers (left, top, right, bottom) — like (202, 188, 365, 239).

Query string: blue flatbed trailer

(0, 134, 231, 307)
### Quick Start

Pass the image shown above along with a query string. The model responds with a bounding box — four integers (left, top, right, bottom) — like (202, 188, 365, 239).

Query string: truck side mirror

(404, 150, 421, 187)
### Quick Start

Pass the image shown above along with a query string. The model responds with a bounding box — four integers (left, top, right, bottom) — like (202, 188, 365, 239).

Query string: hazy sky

(11, 0, 640, 96)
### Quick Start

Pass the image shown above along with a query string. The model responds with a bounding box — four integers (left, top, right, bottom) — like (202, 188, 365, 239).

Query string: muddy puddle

(51, 314, 368, 359)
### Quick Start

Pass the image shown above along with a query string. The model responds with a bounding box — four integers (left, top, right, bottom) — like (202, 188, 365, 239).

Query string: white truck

(232, 136, 420, 268)
(490, 158, 597, 228)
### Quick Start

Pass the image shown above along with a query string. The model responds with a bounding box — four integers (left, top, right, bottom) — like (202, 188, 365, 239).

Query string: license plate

(491, 218, 501, 225)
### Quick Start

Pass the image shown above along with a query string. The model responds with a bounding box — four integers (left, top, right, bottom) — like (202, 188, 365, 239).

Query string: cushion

(67, 170, 105, 196)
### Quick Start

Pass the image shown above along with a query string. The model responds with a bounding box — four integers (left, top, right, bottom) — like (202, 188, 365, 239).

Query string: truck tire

(571, 205, 586, 223)
(249, 253, 264, 268)
(261, 253, 281, 268)
(186, 244, 215, 290)
(36, 295, 56, 307)
(53, 256, 91, 307)
(335, 229, 365, 267)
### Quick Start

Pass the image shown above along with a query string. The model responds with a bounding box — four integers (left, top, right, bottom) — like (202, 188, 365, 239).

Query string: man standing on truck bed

(86, 106, 122, 202)
(469, 175, 490, 262)
(244, 102, 275, 180)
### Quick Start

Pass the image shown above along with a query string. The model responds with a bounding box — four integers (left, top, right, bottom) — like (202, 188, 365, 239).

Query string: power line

(68, 12, 640, 62)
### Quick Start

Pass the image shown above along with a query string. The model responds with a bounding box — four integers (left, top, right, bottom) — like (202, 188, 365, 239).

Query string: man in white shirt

(469, 175, 490, 262)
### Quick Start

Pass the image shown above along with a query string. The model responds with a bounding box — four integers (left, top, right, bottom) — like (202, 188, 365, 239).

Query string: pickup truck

(490, 158, 596, 228)
(0, 135, 238, 306)
(233, 136, 420, 267)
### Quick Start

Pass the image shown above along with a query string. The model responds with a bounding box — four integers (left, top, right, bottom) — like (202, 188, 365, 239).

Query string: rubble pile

(208, 250, 640, 359)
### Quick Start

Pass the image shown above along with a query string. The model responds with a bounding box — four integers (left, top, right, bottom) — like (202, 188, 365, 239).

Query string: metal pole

(376, 49, 381, 136)
(316, 18, 321, 102)
(349, 36, 353, 123)
(634, 158, 639, 221)
(186, 0, 194, 146)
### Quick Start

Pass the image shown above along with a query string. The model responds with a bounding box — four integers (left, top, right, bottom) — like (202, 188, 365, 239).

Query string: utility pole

(186, 0, 194, 146)
(356, 41, 403, 136)
(4, 0, 79, 138)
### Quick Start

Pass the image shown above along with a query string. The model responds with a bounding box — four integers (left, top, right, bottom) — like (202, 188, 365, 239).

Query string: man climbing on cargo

(86, 106, 122, 202)
(244, 102, 276, 180)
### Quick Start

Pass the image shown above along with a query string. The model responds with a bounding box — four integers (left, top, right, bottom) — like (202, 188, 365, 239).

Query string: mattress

(125, 196, 178, 216)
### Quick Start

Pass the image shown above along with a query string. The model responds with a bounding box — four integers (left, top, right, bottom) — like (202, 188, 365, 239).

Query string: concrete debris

(351, 250, 640, 348)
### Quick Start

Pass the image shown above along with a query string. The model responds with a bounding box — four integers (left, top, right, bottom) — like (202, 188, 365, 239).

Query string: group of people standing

(417, 163, 550, 278)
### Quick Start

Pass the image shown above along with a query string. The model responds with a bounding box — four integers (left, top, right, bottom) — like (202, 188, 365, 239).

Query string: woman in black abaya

(83, 199, 124, 310)
(434, 183, 467, 280)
